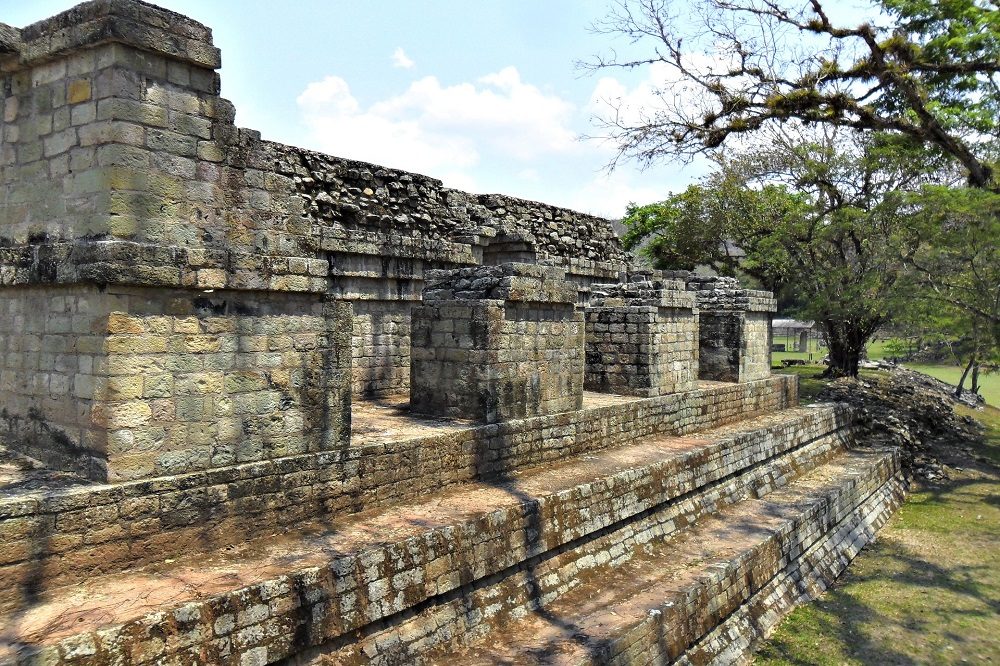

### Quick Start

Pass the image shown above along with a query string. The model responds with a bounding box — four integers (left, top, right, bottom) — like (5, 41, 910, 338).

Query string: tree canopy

(588, 0, 1000, 188)
(622, 128, 926, 375)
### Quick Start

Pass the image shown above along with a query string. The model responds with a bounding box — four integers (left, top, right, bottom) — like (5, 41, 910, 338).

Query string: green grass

(772, 364, 883, 404)
(755, 382, 1000, 665)
(772, 341, 999, 406)
(903, 363, 1000, 407)
(866, 338, 900, 361)
(772, 364, 828, 402)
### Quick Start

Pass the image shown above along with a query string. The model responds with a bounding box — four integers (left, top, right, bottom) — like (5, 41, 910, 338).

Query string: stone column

(410, 263, 584, 422)
(686, 276, 777, 382)
(584, 277, 698, 397)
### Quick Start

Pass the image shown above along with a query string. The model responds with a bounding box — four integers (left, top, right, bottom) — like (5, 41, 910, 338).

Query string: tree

(622, 128, 931, 376)
(588, 0, 1000, 189)
(895, 184, 1000, 393)
(621, 173, 804, 291)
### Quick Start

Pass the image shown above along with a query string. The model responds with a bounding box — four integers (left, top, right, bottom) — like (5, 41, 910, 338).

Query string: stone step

(0, 406, 850, 665)
(0, 379, 796, 605)
(408, 449, 904, 665)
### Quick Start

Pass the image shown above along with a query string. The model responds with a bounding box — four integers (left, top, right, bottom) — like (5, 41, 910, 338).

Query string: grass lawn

(756, 371, 1000, 665)
(903, 363, 1000, 407)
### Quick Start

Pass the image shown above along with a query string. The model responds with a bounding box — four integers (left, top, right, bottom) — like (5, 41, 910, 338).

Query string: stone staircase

(0, 383, 905, 665)
(0, 4, 906, 664)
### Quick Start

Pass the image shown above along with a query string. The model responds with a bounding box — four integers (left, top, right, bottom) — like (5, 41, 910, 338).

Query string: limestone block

(411, 264, 584, 422)
(686, 276, 777, 383)
(585, 278, 698, 397)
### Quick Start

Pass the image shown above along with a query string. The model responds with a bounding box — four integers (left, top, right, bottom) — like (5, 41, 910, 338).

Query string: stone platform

(0, 390, 903, 664)
(0, 2, 905, 664)
(0, 377, 795, 612)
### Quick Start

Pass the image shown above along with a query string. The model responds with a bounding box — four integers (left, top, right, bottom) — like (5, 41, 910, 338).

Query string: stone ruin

(0, 3, 905, 664)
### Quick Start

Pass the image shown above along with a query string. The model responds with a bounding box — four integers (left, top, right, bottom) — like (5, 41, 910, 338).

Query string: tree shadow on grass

(758, 472, 1000, 665)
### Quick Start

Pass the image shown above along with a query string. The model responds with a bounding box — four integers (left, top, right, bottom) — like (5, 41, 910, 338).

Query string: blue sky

(2, 1, 872, 217)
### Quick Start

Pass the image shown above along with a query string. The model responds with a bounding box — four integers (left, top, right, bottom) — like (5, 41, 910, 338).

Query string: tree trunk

(971, 362, 981, 395)
(821, 320, 873, 378)
(956, 355, 975, 397)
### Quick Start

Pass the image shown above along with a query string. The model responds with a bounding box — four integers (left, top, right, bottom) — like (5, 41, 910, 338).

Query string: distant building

(772, 319, 817, 352)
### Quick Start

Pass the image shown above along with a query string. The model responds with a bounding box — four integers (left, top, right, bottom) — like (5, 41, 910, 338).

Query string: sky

(1, 1, 871, 218)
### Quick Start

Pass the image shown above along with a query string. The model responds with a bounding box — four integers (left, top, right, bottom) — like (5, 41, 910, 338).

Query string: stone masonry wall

(742, 311, 773, 382)
(295, 153, 629, 266)
(698, 311, 743, 382)
(585, 304, 699, 396)
(0, 375, 798, 614)
(411, 264, 584, 422)
(584, 279, 698, 397)
(687, 275, 776, 383)
(0, 1, 631, 404)
(0, 285, 107, 479)
(0, 283, 352, 481)
(350, 300, 411, 397)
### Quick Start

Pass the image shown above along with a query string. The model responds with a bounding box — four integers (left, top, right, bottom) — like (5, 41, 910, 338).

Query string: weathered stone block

(686, 276, 777, 382)
(585, 278, 698, 397)
(0, 285, 353, 482)
(411, 264, 584, 422)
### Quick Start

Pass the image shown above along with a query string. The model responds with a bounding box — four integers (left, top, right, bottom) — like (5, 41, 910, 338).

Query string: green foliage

(621, 175, 803, 289)
(591, 0, 1000, 188)
(898, 185, 1000, 357)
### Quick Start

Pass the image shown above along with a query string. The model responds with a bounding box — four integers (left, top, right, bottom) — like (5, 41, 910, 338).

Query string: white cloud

(564, 171, 669, 218)
(392, 47, 415, 70)
(586, 53, 746, 155)
(296, 67, 577, 177)
(294, 62, 707, 220)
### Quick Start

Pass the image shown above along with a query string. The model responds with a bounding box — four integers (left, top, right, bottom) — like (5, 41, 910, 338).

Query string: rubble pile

(818, 368, 985, 480)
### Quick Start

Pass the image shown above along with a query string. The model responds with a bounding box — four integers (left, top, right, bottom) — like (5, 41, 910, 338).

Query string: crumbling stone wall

(585, 278, 698, 397)
(687, 276, 776, 383)
(295, 154, 629, 265)
(411, 264, 584, 422)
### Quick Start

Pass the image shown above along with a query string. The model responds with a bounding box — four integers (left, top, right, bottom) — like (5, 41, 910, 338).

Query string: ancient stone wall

(349, 300, 412, 397)
(0, 0, 630, 402)
(0, 285, 108, 479)
(584, 278, 698, 397)
(686, 275, 776, 383)
(0, 0, 638, 478)
(0, 283, 351, 481)
(742, 311, 773, 381)
(411, 264, 584, 421)
(0, 375, 797, 614)
(0, 6, 895, 666)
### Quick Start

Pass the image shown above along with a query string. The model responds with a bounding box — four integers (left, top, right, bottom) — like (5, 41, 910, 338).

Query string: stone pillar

(584, 277, 698, 397)
(686, 276, 777, 382)
(410, 263, 584, 422)
(0, 3, 354, 481)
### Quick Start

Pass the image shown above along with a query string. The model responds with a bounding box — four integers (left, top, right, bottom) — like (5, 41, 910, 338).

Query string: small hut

(772, 319, 817, 353)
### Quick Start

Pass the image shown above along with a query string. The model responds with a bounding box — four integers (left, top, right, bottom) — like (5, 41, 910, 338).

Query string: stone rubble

(817, 368, 986, 480)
